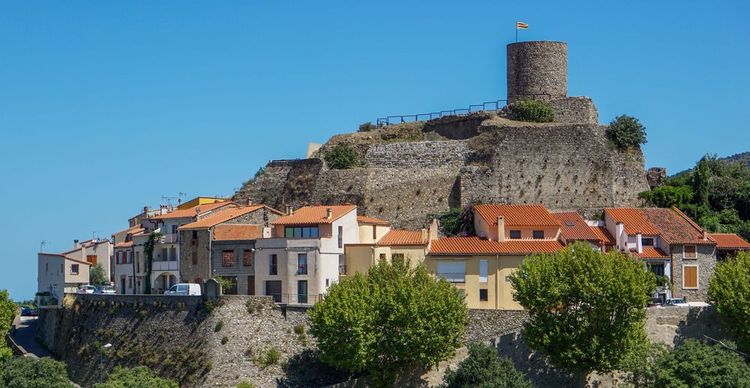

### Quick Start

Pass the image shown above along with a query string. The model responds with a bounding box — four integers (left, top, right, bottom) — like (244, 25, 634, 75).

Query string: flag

(516, 21, 529, 29)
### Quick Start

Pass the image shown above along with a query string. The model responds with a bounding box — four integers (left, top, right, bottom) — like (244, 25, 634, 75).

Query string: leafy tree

(324, 143, 358, 169)
(89, 263, 107, 285)
(693, 157, 711, 207)
(441, 343, 532, 388)
(94, 366, 178, 388)
(606, 115, 647, 150)
(708, 252, 750, 352)
(309, 260, 468, 386)
(509, 242, 655, 373)
(508, 99, 554, 123)
(0, 357, 73, 388)
(648, 339, 750, 387)
(0, 290, 16, 359)
(638, 185, 693, 208)
(214, 276, 233, 293)
(143, 232, 162, 294)
(432, 206, 475, 236)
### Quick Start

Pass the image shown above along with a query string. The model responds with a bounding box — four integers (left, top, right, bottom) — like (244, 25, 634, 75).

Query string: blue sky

(1, 1, 748, 299)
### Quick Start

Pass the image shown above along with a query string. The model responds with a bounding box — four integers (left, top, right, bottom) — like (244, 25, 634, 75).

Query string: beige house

(61, 239, 113, 283)
(37, 253, 91, 305)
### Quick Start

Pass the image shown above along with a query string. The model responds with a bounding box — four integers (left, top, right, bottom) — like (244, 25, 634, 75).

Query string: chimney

(497, 216, 506, 242)
(246, 199, 253, 206)
(615, 222, 625, 250)
(703, 230, 708, 240)
(143, 206, 148, 214)
(428, 219, 439, 241)
(285, 205, 293, 215)
(421, 228, 428, 243)
(326, 208, 333, 220)
(636, 233, 643, 254)
(73, 239, 80, 249)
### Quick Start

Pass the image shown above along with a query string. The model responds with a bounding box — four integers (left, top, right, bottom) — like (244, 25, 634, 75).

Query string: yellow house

(177, 196, 228, 210)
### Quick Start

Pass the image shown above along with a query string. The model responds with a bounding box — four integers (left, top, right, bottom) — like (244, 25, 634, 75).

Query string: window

(243, 250, 253, 267)
(86, 255, 97, 264)
(372, 225, 377, 240)
(222, 250, 235, 267)
(436, 261, 465, 283)
(479, 289, 488, 302)
(169, 247, 177, 261)
(115, 252, 120, 264)
(338, 226, 344, 248)
(161, 248, 168, 261)
(683, 265, 698, 289)
(648, 263, 665, 277)
(192, 251, 198, 266)
(509, 230, 522, 239)
(128, 276, 133, 288)
(298, 280, 308, 304)
(136, 255, 140, 273)
(642, 238, 655, 246)
(71, 264, 79, 275)
(297, 254, 308, 275)
(192, 230, 198, 240)
(284, 226, 319, 238)
(392, 253, 404, 264)
(684, 245, 697, 259)
(532, 230, 544, 239)
(270, 254, 278, 275)
(479, 260, 488, 283)
(379, 253, 386, 261)
(265, 280, 282, 303)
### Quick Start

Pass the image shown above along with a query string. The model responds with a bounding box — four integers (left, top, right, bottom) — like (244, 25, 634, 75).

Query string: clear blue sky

(1, 1, 748, 299)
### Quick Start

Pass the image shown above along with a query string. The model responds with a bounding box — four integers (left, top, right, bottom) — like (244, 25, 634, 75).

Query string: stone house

(178, 204, 282, 290)
(255, 205, 359, 304)
(210, 224, 264, 295)
(709, 233, 750, 260)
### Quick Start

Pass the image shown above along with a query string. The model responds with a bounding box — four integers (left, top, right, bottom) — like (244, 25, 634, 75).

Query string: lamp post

(100, 343, 112, 383)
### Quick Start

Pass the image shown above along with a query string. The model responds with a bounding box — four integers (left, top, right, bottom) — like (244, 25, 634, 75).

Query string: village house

(60, 239, 113, 283)
(254, 205, 359, 304)
(37, 253, 91, 305)
(112, 226, 144, 294)
(709, 233, 750, 260)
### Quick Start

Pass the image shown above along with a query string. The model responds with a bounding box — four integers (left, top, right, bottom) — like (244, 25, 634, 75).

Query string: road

(10, 315, 51, 358)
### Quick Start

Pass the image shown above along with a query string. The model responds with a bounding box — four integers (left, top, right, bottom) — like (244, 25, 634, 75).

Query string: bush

(441, 343, 532, 388)
(509, 242, 655, 372)
(257, 347, 281, 368)
(214, 321, 224, 332)
(293, 325, 305, 335)
(94, 366, 178, 388)
(708, 252, 750, 351)
(358, 122, 375, 132)
(236, 381, 256, 388)
(432, 206, 475, 237)
(647, 340, 750, 387)
(508, 99, 554, 123)
(90, 263, 107, 285)
(606, 115, 647, 150)
(309, 260, 467, 385)
(0, 357, 72, 388)
(221, 336, 229, 345)
(639, 185, 693, 208)
(0, 290, 16, 359)
(324, 143, 358, 169)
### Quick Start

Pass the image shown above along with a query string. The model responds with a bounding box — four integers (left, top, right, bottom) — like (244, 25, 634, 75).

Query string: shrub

(221, 336, 229, 345)
(645, 339, 750, 387)
(441, 343, 532, 388)
(236, 381, 256, 388)
(0, 357, 72, 388)
(257, 347, 281, 368)
(293, 325, 305, 335)
(606, 114, 647, 150)
(214, 321, 224, 332)
(508, 99, 554, 123)
(432, 206, 474, 236)
(94, 366, 178, 388)
(0, 290, 16, 359)
(708, 252, 750, 351)
(358, 122, 375, 132)
(324, 143, 358, 169)
(245, 300, 255, 314)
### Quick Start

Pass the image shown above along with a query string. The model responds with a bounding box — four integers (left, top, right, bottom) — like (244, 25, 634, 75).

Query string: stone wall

(179, 229, 211, 284)
(507, 41, 567, 103)
(548, 97, 598, 124)
(671, 244, 716, 302)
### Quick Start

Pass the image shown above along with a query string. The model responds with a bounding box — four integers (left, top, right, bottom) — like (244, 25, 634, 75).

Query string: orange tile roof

(213, 224, 262, 241)
(639, 208, 714, 245)
(605, 208, 661, 235)
(709, 233, 750, 250)
(553, 212, 599, 241)
(631, 246, 670, 259)
(474, 204, 560, 227)
(178, 205, 265, 230)
(357, 215, 391, 226)
(377, 230, 426, 246)
(430, 237, 564, 255)
(114, 241, 134, 249)
(113, 225, 144, 237)
(272, 205, 357, 226)
(151, 201, 232, 220)
(591, 226, 616, 246)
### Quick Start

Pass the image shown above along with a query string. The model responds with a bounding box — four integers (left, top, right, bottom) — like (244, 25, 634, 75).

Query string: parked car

(164, 283, 201, 296)
(20, 307, 32, 316)
(28, 308, 38, 316)
(78, 285, 96, 294)
(94, 285, 116, 295)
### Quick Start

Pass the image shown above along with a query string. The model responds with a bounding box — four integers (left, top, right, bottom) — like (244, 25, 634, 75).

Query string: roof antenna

(40, 240, 46, 252)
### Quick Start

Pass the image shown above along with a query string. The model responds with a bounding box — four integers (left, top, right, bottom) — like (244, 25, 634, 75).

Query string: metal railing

(376, 99, 507, 127)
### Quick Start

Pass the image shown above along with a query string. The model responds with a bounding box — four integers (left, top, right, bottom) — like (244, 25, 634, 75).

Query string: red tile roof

(639, 208, 714, 245)
(605, 208, 661, 235)
(357, 215, 391, 226)
(272, 205, 357, 226)
(631, 246, 670, 259)
(590, 226, 616, 246)
(377, 230, 426, 246)
(178, 205, 266, 230)
(114, 241, 134, 249)
(151, 201, 233, 220)
(213, 224, 262, 241)
(474, 204, 560, 227)
(553, 212, 599, 241)
(709, 233, 750, 250)
(430, 237, 564, 255)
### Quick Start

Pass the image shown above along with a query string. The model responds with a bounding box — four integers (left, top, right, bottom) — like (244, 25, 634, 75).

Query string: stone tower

(507, 41, 567, 103)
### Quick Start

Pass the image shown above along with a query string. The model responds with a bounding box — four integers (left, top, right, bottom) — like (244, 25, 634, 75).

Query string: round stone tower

(507, 41, 567, 103)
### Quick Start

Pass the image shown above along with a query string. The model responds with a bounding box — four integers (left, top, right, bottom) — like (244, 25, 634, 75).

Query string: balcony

(159, 233, 179, 244)
(436, 272, 466, 284)
(153, 261, 179, 271)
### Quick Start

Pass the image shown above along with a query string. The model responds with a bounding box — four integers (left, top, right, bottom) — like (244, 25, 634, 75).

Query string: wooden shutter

(683, 266, 698, 288)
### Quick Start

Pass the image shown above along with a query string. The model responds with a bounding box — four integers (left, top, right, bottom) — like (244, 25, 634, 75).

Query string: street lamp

(100, 343, 112, 383)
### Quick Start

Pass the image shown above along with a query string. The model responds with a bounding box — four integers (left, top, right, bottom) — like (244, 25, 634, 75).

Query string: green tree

(89, 263, 107, 285)
(649, 339, 750, 387)
(94, 366, 178, 388)
(143, 232, 162, 294)
(508, 99, 555, 123)
(708, 251, 750, 351)
(0, 290, 16, 359)
(605, 115, 647, 150)
(432, 206, 475, 236)
(324, 143, 358, 169)
(0, 357, 73, 388)
(509, 242, 655, 373)
(639, 185, 693, 208)
(309, 260, 468, 386)
(441, 343, 532, 388)
(693, 157, 711, 207)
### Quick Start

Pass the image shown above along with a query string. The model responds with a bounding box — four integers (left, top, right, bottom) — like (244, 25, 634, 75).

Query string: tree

(509, 242, 655, 372)
(94, 366, 178, 388)
(324, 143, 358, 169)
(309, 260, 468, 386)
(441, 343, 532, 388)
(143, 232, 162, 294)
(0, 357, 73, 388)
(89, 263, 107, 285)
(432, 206, 475, 236)
(648, 339, 750, 387)
(638, 185, 693, 208)
(708, 252, 750, 352)
(693, 157, 711, 207)
(0, 290, 16, 359)
(605, 115, 647, 150)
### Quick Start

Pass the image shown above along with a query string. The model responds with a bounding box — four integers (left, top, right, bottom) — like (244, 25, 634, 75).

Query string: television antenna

(40, 240, 46, 252)
(161, 192, 186, 207)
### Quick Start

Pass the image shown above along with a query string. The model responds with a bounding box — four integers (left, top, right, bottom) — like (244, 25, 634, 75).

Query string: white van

(164, 283, 201, 296)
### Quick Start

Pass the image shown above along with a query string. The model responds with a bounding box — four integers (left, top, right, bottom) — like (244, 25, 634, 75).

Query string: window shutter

(683, 266, 698, 288)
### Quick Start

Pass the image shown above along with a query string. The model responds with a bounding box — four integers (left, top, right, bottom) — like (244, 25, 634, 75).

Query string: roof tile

(178, 205, 266, 230)
(474, 204, 560, 227)
(151, 201, 232, 220)
(709, 233, 750, 250)
(553, 212, 600, 241)
(357, 215, 391, 226)
(272, 205, 357, 226)
(377, 230, 425, 246)
(430, 237, 564, 255)
(213, 224, 262, 241)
